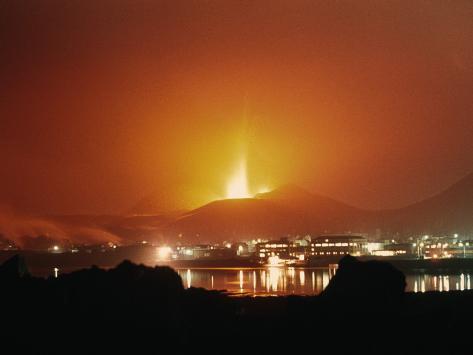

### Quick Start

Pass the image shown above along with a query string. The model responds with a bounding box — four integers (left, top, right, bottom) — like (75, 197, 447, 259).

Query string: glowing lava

(226, 158, 251, 199)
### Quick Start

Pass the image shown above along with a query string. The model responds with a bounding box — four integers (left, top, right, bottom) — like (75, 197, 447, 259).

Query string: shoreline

(3, 250, 473, 276)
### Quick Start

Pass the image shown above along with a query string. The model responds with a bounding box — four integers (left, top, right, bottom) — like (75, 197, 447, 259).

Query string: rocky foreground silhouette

(0, 255, 471, 355)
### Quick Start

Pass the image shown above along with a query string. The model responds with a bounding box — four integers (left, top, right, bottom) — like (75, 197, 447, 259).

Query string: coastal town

(3, 232, 471, 267)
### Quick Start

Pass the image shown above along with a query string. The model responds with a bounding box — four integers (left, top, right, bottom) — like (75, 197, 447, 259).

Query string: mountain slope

(164, 186, 369, 242)
(378, 172, 473, 234)
(164, 198, 305, 242)
(256, 184, 366, 224)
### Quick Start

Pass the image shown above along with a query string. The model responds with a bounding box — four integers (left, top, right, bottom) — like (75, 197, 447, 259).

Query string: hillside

(164, 186, 369, 243)
(377, 172, 473, 235)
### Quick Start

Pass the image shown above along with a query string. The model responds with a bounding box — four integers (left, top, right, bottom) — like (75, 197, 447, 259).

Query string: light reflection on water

(176, 268, 473, 296)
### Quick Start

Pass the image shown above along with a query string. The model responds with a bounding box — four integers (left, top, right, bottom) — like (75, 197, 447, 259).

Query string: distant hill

(375, 172, 473, 235)
(43, 213, 179, 244)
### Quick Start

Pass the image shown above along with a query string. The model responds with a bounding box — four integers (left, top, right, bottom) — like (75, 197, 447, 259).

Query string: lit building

(175, 244, 236, 260)
(246, 239, 266, 253)
(375, 242, 417, 257)
(408, 234, 473, 259)
(256, 239, 291, 260)
(424, 241, 473, 259)
(310, 234, 368, 257)
(366, 241, 386, 255)
(289, 237, 310, 261)
(232, 242, 249, 256)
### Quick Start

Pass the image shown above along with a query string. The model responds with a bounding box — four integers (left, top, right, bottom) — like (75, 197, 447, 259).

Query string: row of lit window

(263, 244, 289, 248)
(259, 252, 305, 258)
(259, 248, 288, 253)
(312, 242, 362, 247)
(425, 244, 449, 249)
(311, 247, 361, 252)
(311, 251, 350, 255)
(259, 252, 280, 258)
(382, 250, 407, 254)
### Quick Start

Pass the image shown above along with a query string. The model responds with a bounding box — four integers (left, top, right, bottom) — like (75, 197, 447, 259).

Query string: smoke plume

(0, 206, 122, 249)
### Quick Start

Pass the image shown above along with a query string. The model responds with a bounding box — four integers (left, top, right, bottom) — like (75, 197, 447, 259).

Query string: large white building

(310, 234, 368, 257)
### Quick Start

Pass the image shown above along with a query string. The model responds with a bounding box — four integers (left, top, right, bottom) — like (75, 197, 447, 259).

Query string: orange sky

(1, 1, 473, 214)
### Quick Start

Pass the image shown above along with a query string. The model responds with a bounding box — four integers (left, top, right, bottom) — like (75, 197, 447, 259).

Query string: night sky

(1, 1, 473, 214)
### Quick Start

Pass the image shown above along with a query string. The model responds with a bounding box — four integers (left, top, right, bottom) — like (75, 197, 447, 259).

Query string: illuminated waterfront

(176, 267, 473, 296)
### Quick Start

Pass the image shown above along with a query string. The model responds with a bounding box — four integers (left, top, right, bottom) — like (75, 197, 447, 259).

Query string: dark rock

(0, 254, 30, 279)
(321, 254, 406, 309)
